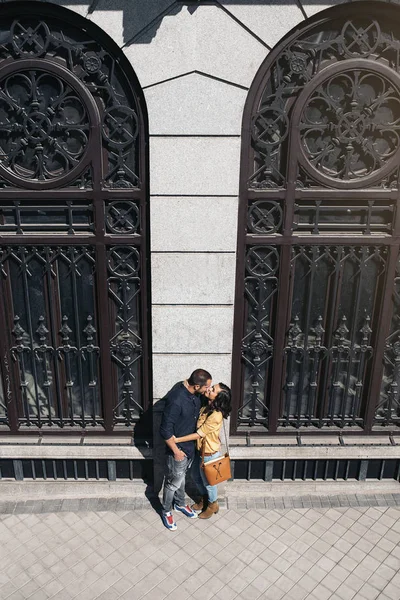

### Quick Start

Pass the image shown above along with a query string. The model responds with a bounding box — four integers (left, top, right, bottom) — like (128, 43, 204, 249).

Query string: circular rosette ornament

(107, 247, 140, 277)
(0, 60, 98, 188)
(246, 246, 279, 278)
(297, 61, 400, 188)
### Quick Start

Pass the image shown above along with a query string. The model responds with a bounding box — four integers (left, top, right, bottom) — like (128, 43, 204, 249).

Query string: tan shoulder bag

(201, 417, 231, 485)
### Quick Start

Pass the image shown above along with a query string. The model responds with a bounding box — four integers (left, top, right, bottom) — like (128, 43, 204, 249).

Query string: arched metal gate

(233, 3, 400, 435)
(0, 3, 150, 434)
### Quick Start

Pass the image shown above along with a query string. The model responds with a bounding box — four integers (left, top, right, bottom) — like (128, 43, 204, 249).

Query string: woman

(174, 383, 231, 519)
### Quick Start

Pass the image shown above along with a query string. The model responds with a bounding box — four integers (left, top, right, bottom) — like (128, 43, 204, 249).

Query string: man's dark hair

(188, 369, 212, 387)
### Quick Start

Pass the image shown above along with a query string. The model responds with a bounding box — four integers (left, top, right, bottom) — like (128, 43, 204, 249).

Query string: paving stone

(1, 495, 400, 600)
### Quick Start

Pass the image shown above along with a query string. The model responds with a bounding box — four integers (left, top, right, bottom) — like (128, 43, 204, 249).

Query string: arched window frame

(0, 1, 151, 434)
(232, 2, 400, 436)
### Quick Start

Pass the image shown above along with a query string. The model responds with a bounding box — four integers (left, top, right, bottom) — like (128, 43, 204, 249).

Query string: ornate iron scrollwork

(247, 200, 283, 234)
(0, 16, 141, 189)
(0, 69, 90, 184)
(299, 69, 400, 186)
(377, 255, 400, 426)
(250, 14, 400, 189)
(107, 246, 143, 425)
(4, 246, 100, 428)
(280, 245, 382, 429)
(105, 201, 140, 235)
(239, 246, 279, 428)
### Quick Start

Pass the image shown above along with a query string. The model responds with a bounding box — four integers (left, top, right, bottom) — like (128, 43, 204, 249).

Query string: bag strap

(200, 436, 206, 467)
(222, 417, 230, 457)
(200, 412, 230, 465)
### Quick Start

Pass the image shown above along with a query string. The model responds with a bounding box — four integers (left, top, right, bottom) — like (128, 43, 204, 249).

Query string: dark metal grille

(0, 4, 149, 434)
(376, 253, 400, 426)
(2, 245, 100, 427)
(0, 199, 94, 234)
(240, 246, 279, 428)
(282, 245, 384, 429)
(233, 3, 400, 435)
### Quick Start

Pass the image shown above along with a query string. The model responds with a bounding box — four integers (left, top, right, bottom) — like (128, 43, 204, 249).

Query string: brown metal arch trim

(0, 1, 152, 435)
(232, 1, 400, 436)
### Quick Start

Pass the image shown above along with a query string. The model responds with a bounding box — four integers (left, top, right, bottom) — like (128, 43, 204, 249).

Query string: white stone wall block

(124, 4, 268, 89)
(86, 9, 124, 47)
(194, 4, 269, 88)
(152, 306, 234, 353)
(150, 137, 241, 196)
(151, 253, 236, 305)
(45, 2, 89, 17)
(152, 354, 233, 399)
(219, 0, 304, 49)
(301, 0, 346, 17)
(87, 0, 175, 46)
(150, 197, 238, 252)
(145, 73, 247, 136)
(123, 7, 195, 88)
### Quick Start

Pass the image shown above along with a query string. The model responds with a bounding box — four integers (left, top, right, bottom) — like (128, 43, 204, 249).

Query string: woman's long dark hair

(204, 383, 231, 419)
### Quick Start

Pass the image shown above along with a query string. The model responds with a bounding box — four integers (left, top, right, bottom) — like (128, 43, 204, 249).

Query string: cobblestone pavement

(1, 495, 400, 600)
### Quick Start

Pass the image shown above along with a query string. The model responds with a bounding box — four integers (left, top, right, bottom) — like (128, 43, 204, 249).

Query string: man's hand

(165, 435, 186, 460)
(174, 449, 186, 461)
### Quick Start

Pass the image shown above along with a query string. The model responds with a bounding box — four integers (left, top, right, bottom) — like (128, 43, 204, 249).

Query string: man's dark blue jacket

(159, 382, 201, 459)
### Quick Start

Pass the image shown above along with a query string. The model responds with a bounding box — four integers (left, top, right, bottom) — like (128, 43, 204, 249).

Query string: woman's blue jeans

(190, 450, 220, 503)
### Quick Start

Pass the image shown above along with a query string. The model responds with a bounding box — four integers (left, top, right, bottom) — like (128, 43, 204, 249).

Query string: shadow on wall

(51, 0, 342, 45)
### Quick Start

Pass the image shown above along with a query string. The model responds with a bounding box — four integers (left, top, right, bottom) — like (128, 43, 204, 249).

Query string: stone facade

(2, 0, 399, 479)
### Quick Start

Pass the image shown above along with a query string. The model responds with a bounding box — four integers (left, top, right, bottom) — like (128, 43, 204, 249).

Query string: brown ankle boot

(198, 501, 219, 519)
(191, 496, 207, 512)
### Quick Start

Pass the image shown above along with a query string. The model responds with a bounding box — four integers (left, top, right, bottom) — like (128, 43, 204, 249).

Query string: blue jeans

(162, 454, 193, 514)
(190, 451, 220, 503)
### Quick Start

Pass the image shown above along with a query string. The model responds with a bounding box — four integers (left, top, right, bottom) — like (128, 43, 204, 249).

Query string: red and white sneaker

(162, 511, 177, 530)
(174, 504, 198, 518)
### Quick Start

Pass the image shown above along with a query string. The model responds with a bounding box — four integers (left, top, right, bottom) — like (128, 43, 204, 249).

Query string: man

(160, 368, 212, 531)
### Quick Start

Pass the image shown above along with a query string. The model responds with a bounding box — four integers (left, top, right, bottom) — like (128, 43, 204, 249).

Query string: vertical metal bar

(52, 460, 57, 480)
(247, 461, 251, 482)
(396, 461, 400, 482)
(379, 460, 385, 480)
(85, 460, 89, 480)
(68, 247, 86, 426)
(323, 460, 328, 481)
(31, 460, 36, 480)
(129, 460, 134, 481)
(95, 460, 100, 480)
(313, 460, 318, 481)
(0, 257, 18, 431)
(365, 245, 399, 431)
(319, 247, 343, 426)
(63, 460, 67, 480)
(13, 460, 23, 481)
(281, 460, 286, 481)
(303, 460, 307, 481)
(73, 460, 78, 480)
(269, 246, 292, 432)
(19, 249, 41, 426)
(340, 248, 366, 426)
(344, 460, 350, 481)
(296, 247, 318, 426)
(95, 246, 113, 433)
(264, 461, 273, 482)
(43, 247, 62, 427)
(358, 460, 368, 481)
(42, 460, 47, 480)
